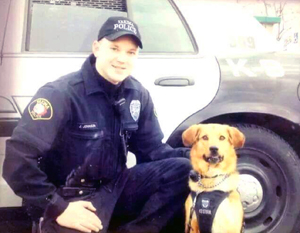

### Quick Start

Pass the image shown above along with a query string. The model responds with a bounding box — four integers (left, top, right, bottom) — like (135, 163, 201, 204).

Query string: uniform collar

(82, 54, 140, 95)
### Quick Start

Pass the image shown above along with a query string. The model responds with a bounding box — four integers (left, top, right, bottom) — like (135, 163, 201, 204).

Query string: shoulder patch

(28, 98, 53, 120)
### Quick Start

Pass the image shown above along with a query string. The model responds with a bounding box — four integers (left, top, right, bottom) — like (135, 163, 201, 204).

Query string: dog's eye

(219, 136, 225, 141)
(202, 135, 208, 140)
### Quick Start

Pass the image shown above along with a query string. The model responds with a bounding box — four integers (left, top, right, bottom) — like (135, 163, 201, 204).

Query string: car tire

(234, 124, 300, 233)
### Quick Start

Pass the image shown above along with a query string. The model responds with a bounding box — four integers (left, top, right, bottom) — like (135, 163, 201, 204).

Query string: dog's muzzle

(204, 155, 224, 164)
(203, 146, 224, 164)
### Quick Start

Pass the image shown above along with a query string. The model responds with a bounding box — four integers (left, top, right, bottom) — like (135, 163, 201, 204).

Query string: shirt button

(81, 179, 85, 183)
(46, 194, 53, 202)
(79, 190, 83, 195)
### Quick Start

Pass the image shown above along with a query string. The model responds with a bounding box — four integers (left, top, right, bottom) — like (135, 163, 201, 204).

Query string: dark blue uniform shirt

(3, 54, 188, 220)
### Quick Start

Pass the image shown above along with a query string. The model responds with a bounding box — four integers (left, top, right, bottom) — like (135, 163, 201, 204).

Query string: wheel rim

(238, 174, 263, 212)
(237, 147, 289, 233)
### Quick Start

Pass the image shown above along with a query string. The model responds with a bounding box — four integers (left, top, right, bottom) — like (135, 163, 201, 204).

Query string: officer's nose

(116, 52, 127, 63)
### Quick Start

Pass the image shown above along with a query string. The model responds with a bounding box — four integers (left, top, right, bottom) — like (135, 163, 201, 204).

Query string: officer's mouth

(112, 65, 126, 70)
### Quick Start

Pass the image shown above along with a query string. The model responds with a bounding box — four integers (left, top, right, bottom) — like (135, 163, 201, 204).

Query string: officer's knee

(173, 157, 192, 173)
(163, 157, 192, 180)
(161, 158, 191, 196)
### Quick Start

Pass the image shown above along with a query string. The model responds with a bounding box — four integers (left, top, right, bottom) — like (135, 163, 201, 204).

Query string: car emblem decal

(28, 98, 53, 120)
(130, 100, 140, 121)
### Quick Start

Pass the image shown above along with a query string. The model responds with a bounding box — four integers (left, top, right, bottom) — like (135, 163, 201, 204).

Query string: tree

(260, 0, 291, 41)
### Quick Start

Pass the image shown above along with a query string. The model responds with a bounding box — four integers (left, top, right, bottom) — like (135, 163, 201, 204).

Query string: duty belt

(59, 187, 96, 198)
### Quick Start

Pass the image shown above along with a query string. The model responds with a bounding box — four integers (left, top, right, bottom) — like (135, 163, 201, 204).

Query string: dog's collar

(189, 170, 231, 189)
(201, 174, 226, 179)
(189, 170, 228, 181)
(197, 173, 230, 189)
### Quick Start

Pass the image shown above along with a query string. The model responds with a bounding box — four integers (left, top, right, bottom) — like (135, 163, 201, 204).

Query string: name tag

(77, 122, 98, 130)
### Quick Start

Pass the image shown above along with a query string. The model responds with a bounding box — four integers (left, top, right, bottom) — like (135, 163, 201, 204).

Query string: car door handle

(154, 77, 195, 86)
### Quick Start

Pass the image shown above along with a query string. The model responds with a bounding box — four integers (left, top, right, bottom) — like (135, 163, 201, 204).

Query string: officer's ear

(92, 40, 101, 57)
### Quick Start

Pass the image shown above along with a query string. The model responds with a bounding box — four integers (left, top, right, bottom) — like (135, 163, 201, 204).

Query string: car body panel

(168, 52, 300, 146)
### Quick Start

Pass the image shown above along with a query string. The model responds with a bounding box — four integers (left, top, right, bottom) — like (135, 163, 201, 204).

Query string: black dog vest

(191, 190, 230, 233)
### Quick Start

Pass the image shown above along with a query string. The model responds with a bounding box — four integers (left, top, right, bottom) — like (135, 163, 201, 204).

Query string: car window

(0, 0, 10, 53)
(129, 0, 195, 53)
(26, 0, 195, 54)
(26, 0, 127, 52)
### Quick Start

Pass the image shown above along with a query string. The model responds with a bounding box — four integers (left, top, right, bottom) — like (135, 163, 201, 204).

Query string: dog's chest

(192, 190, 229, 233)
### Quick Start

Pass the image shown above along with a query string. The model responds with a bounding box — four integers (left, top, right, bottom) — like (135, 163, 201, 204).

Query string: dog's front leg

(185, 195, 200, 233)
(191, 218, 199, 233)
(185, 195, 192, 233)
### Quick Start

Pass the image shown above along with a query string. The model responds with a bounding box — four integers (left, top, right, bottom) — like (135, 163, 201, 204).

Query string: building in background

(197, 0, 300, 51)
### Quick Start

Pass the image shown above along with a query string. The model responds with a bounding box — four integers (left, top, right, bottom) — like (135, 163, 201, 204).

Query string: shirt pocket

(69, 130, 105, 140)
(64, 130, 105, 168)
(66, 130, 116, 180)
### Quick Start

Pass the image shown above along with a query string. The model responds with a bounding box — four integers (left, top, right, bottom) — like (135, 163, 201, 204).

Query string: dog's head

(182, 124, 245, 174)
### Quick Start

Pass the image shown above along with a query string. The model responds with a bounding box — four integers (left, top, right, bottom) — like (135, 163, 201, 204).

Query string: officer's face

(93, 35, 139, 85)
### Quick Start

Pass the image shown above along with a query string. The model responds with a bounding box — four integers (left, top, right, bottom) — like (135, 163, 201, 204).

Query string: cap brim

(105, 31, 143, 49)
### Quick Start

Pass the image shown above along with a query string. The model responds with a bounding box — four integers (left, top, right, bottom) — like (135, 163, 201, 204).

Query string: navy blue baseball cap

(98, 16, 143, 48)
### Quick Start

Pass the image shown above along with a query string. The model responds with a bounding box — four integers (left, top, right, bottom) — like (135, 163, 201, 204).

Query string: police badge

(201, 198, 210, 208)
(130, 100, 141, 121)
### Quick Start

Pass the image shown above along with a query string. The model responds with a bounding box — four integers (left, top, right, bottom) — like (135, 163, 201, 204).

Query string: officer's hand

(56, 200, 103, 233)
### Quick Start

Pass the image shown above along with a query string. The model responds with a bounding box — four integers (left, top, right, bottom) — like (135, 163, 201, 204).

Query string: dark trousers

(109, 157, 191, 233)
(41, 158, 191, 233)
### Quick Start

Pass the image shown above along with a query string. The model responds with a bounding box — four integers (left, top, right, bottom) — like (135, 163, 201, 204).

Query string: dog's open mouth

(203, 154, 224, 164)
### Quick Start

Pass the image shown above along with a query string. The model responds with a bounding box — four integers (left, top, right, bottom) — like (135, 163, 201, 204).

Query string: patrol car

(1, 0, 300, 232)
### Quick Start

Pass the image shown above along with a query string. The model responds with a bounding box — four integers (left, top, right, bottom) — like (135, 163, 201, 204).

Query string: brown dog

(183, 124, 245, 233)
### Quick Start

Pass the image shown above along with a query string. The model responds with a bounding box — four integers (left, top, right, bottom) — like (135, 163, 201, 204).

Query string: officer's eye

(128, 51, 136, 56)
(111, 47, 118, 51)
(202, 135, 208, 140)
(219, 136, 225, 141)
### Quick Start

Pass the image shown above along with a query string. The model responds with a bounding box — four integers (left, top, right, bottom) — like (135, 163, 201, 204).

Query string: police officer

(3, 16, 191, 233)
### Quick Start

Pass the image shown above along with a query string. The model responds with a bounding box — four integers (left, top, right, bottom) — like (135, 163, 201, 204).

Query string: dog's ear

(228, 126, 245, 148)
(182, 124, 201, 147)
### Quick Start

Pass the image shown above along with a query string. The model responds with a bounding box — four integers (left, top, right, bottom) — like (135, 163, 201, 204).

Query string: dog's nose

(209, 146, 219, 154)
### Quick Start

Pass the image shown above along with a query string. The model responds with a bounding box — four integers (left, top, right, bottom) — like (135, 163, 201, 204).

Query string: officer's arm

(128, 89, 189, 163)
(2, 84, 70, 219)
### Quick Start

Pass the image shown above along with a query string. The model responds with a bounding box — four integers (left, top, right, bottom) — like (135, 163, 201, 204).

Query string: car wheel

(235, 124, 300, 233)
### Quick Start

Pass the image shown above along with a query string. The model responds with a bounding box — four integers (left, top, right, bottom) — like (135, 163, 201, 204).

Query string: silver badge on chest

(130, 100, 141, 121)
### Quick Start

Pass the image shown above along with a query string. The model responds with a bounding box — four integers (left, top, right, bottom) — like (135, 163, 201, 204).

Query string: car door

(128, 0, 220, 140)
